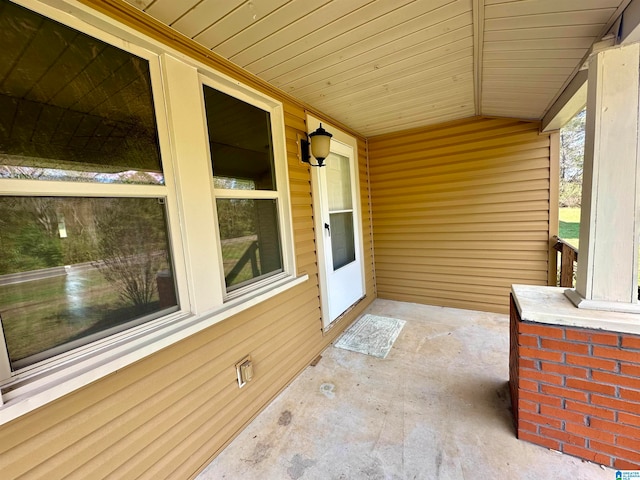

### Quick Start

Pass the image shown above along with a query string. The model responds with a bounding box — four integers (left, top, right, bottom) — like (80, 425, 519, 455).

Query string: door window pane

(217, 199, 283, 290)
(326, 153, 353, 211)
(326, 152, 356, 270)
(0, 0, 163, 184)
(330, 212, 356, 270)
(0, 196, 177, 369)
(203, 85, 276, 191)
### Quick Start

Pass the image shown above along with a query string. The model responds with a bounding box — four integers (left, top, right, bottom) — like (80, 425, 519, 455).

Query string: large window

(0, 0, 177, 373)
(0, 0, 299, 421)
(0, 196, 177, 370)
(202, 84, 285, 295)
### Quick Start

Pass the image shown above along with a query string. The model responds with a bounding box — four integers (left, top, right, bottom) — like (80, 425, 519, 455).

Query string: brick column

(510, 298, 640, 469)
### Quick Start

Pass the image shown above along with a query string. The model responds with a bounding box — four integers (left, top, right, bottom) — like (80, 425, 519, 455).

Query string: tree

(93, 198, 170, 310)
(0, 197, 62, 274)
(559, 109, 586, 207)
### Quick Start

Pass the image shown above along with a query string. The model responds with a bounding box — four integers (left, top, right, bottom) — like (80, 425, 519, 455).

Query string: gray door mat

(333, 314, 406, 359)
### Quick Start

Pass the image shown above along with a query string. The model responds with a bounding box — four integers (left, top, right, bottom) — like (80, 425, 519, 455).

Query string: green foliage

(0, 197, 63, 274)
(216, 199, 257, 239)
(0, 196, 108, 274)
(0, 196, 171, 310)
(61, 233, 96, 265)
(16, 224, 63, 268)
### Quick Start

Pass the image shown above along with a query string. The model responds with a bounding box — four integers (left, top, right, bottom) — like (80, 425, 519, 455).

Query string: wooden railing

(225, 241, 259, 285)
(553, 236, 579, 287)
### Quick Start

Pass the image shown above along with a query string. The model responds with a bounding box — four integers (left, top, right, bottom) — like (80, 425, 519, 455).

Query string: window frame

(198, 73, 297, 302)
(0, 10, 190, 381)
(0, 0, 305, 423)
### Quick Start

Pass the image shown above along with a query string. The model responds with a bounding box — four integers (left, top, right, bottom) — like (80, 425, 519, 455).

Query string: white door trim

(306, 115, 366, 331)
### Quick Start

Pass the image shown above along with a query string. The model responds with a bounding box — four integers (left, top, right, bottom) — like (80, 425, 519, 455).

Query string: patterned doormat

(334, 314, 406, 359)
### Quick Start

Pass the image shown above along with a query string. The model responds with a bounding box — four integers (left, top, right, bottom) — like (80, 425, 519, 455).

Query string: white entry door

(309, 119, 365, 329)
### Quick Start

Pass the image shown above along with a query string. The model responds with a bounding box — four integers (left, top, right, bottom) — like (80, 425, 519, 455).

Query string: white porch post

(566, 43, 640, 313)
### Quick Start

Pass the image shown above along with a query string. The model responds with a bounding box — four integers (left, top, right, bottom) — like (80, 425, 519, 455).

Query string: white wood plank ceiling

(125, 0, 628, 136)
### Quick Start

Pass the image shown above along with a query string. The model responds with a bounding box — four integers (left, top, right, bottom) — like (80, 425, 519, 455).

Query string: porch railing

(553, 236, 578, 288)
(225, 240, 259, 286)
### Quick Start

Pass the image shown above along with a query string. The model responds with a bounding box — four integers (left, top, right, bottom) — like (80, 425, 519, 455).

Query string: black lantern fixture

(298, 123, 333, 167)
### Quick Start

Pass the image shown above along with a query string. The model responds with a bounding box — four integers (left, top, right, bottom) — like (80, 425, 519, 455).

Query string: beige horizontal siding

(369, 116, 554, 314)
(0, 5, 375, 480)
(0, 113, 374, 480)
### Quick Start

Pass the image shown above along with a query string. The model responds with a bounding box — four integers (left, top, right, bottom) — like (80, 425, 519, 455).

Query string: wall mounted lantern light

(298, 123, 333, 167)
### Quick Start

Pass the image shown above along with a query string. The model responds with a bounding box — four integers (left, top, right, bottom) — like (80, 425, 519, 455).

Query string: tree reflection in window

(0, 196, 177, 369)
(203, 83, 284, 293)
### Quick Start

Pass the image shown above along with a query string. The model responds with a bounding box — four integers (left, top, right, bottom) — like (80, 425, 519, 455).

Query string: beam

(541, 70, 587, 132)
(472, 0, 484, 116)
(541, 0, 632, 132)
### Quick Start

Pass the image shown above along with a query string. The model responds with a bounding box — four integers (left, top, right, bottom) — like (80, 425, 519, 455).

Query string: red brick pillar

(509, 296, 640, 469)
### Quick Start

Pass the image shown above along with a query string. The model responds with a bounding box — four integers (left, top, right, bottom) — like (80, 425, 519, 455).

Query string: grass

(0, 267, 163, 364)
(558, 207, 640, 287)
(557, 207, 580, 287)
(221, 236, 263, 288)
(559, 207, 580, 249)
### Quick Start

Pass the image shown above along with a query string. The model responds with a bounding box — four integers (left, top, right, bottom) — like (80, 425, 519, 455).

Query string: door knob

(324, 222, 331, 236)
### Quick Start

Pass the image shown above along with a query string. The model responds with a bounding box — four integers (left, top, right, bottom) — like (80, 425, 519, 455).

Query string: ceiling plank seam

(473, 0, 485, 117)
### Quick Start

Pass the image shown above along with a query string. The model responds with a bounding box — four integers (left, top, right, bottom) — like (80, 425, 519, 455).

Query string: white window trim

(0, 0, 306, 423)
(199, 73, 296, 301)
(0, 27, 191, 382)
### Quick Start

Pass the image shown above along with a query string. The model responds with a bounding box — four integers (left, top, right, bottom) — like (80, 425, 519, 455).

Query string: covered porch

(197, 298, 611, 479)
(1, 0, 640, 478)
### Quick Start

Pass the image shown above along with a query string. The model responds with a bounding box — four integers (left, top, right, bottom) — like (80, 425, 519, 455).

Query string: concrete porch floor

(197, 299, 613, 480)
